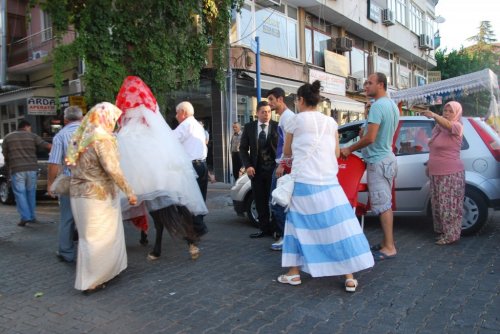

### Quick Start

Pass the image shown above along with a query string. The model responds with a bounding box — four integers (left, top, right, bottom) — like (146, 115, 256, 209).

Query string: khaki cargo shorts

(366, 154, 397, 215)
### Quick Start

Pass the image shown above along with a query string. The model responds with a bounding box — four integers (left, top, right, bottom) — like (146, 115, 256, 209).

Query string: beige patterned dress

(70, 140, 134, 291)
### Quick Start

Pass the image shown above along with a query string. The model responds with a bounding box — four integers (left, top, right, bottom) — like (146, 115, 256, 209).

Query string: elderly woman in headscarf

(422, 101, 465, 245)
(65, 102, 137, 294)
(115, 76, 208, 260)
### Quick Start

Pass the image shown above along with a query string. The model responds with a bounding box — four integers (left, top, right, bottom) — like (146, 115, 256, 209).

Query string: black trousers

(251, 167, 274, 233)
(231, 152, 242, 182)
(192, 160, 208, 236)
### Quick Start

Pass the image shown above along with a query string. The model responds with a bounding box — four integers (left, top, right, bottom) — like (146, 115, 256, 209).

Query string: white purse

(50, 173, 71, 195)
(271, 174, 294, 208)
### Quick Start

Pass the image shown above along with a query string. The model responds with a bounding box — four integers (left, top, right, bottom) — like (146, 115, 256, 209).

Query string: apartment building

(0, 0, 440, 182)
(0, 0, 80, 139)
(171, 0, 440, 182)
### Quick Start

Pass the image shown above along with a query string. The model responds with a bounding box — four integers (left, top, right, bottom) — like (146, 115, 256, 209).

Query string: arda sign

(27, 97, 56, 115)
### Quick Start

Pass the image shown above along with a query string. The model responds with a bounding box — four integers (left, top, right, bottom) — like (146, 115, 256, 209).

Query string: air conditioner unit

(255, 0, 281, 7)
(356, 77, 367, 91)
(32, 50, 48, 60)
(238, 96, 248, 104)
(335, 37, 353, 52)
(346, 77, 357, 92)
(382, 9, 395, 26)
(419, 34, 434, 50)
(69, 79, 82, 94)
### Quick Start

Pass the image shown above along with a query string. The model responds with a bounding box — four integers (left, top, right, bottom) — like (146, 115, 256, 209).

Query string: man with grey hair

(174, 101, 209, 240)
(48, 106, 83, 263)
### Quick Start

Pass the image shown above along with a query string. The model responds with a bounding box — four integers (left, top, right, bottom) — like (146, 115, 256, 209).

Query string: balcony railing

(6, 27, 76, 68)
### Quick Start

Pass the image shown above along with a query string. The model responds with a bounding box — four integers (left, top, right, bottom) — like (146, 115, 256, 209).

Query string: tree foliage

(467, 20, 497, 46)
(32, 0, 243, 108)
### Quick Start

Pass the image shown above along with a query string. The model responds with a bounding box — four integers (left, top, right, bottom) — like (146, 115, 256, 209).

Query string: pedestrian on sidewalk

(239, 101, 279, 239)
(230, 122, 243, 182)
(2, 120, 51, 226)
(340, 72, 399, 261)
(65, 102, 137, 294)
(174, 101, 210, 254)
(277, 81, 374, 292)
(47, 106, 83, 263)
(266, 87, 295, 251)
(422, 102, 465, 245)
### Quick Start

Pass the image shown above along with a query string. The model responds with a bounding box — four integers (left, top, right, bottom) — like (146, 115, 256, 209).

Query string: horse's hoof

(147, 252, 160, 261)
(189, 245, 200, 260)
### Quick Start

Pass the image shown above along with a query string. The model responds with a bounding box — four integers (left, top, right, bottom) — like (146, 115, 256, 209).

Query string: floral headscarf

(428, 101, 463, 145)
(115, 76, 158, 127)
(65, 102, 123, 166)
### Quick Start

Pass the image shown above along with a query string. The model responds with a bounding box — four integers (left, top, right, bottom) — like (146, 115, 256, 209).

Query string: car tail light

(468, 118, 500, 162)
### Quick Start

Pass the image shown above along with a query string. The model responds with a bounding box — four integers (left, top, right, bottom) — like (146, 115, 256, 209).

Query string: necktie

(258, 124, 267, 148)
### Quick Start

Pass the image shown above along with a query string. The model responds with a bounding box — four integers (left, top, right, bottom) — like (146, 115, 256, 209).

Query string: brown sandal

(435, 238, 458, 245)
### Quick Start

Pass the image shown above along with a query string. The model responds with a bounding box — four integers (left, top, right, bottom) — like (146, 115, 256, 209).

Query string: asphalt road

(0, 185, 499, 334)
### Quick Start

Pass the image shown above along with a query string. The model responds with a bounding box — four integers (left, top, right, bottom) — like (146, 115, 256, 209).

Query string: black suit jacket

(239, 120, 279, 170)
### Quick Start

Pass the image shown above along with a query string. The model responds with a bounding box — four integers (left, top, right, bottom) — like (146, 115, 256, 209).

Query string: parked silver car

(231, 116, 500, 235)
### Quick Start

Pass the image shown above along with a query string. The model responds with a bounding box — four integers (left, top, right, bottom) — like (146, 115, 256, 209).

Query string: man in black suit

(240, 101, 279, 238)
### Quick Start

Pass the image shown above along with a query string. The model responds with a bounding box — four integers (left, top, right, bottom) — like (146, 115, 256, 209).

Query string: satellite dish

(435, 16, 446, 24)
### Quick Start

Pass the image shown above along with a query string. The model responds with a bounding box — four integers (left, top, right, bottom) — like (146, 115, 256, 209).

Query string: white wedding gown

(116, 106, 208, 220)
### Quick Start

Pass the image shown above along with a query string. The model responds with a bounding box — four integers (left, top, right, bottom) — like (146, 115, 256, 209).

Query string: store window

(395, 0, 407, 26)
(41, 10, 52, 41)
(376, 48, 393, 86)
(237, 1, 298, 60)
(305, 14, 335, 68)
(409, 3, 422, 35)
(398, 59, 411, 89)
(344, 35, 368, 80)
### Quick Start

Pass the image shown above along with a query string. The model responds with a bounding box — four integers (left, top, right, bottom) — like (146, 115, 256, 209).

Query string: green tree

(32, 0, 243, 108)
(467, 20, 497, 46)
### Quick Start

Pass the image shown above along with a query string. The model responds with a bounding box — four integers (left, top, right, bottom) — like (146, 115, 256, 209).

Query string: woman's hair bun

(311, 80, 321, 93)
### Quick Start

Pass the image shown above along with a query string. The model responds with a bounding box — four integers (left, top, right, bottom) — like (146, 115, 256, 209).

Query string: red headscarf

(115, 76, 158, 126)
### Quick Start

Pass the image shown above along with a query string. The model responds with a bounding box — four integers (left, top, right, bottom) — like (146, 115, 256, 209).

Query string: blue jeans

(58, 195, 76, 261)
(270, 166, 287, 237)
(11, 171, 37, 222)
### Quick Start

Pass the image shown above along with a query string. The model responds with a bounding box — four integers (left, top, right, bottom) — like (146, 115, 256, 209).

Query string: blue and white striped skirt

(282, 182, 374, 277)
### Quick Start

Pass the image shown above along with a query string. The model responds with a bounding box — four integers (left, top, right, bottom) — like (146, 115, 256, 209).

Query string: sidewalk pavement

(0, 185, 499, 334)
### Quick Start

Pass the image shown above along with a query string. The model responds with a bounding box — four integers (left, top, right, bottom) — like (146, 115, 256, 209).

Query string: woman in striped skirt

(277, 80, 374, 292)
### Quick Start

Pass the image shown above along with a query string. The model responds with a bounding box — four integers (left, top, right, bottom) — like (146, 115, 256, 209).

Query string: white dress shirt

(257, 122, 269, 138)
(174, 116, 208, 161)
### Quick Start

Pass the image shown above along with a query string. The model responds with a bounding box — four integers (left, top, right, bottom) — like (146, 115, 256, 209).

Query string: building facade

(0, 0, 440, 183)
(0, 0, 82, 139)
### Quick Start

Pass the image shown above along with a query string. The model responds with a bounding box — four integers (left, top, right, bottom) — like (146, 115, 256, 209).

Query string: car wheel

(244, 192, 259, 227)
(461, 187, 488, 236)
(0, 179, 14, 205)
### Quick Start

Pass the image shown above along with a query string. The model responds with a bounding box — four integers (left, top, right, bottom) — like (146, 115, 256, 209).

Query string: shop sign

(428, 71, 442, 83)
(309, 69, 346, 96)
(262, 18, 280, 38)
(367, 1, 381, 23)
(324, 50, 349, 77)
(58, 95, 88, 114)
(27, 97, 56, 115)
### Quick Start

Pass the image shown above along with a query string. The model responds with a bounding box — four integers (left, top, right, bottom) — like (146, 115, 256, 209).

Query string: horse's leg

(147, 210, 163, 260)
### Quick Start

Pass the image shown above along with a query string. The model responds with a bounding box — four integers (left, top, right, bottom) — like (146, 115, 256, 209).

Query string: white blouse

(285, 111, 339, 185)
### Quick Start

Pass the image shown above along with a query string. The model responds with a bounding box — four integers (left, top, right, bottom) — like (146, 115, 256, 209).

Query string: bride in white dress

(115, 76, 208, 259)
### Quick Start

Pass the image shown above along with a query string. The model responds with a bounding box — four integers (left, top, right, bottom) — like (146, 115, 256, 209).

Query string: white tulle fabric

(117, 105, 208, 219)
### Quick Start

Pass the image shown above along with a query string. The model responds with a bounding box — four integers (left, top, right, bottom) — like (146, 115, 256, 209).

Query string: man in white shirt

(174, 101, 209, 237)
(266, 87, 295, 250)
